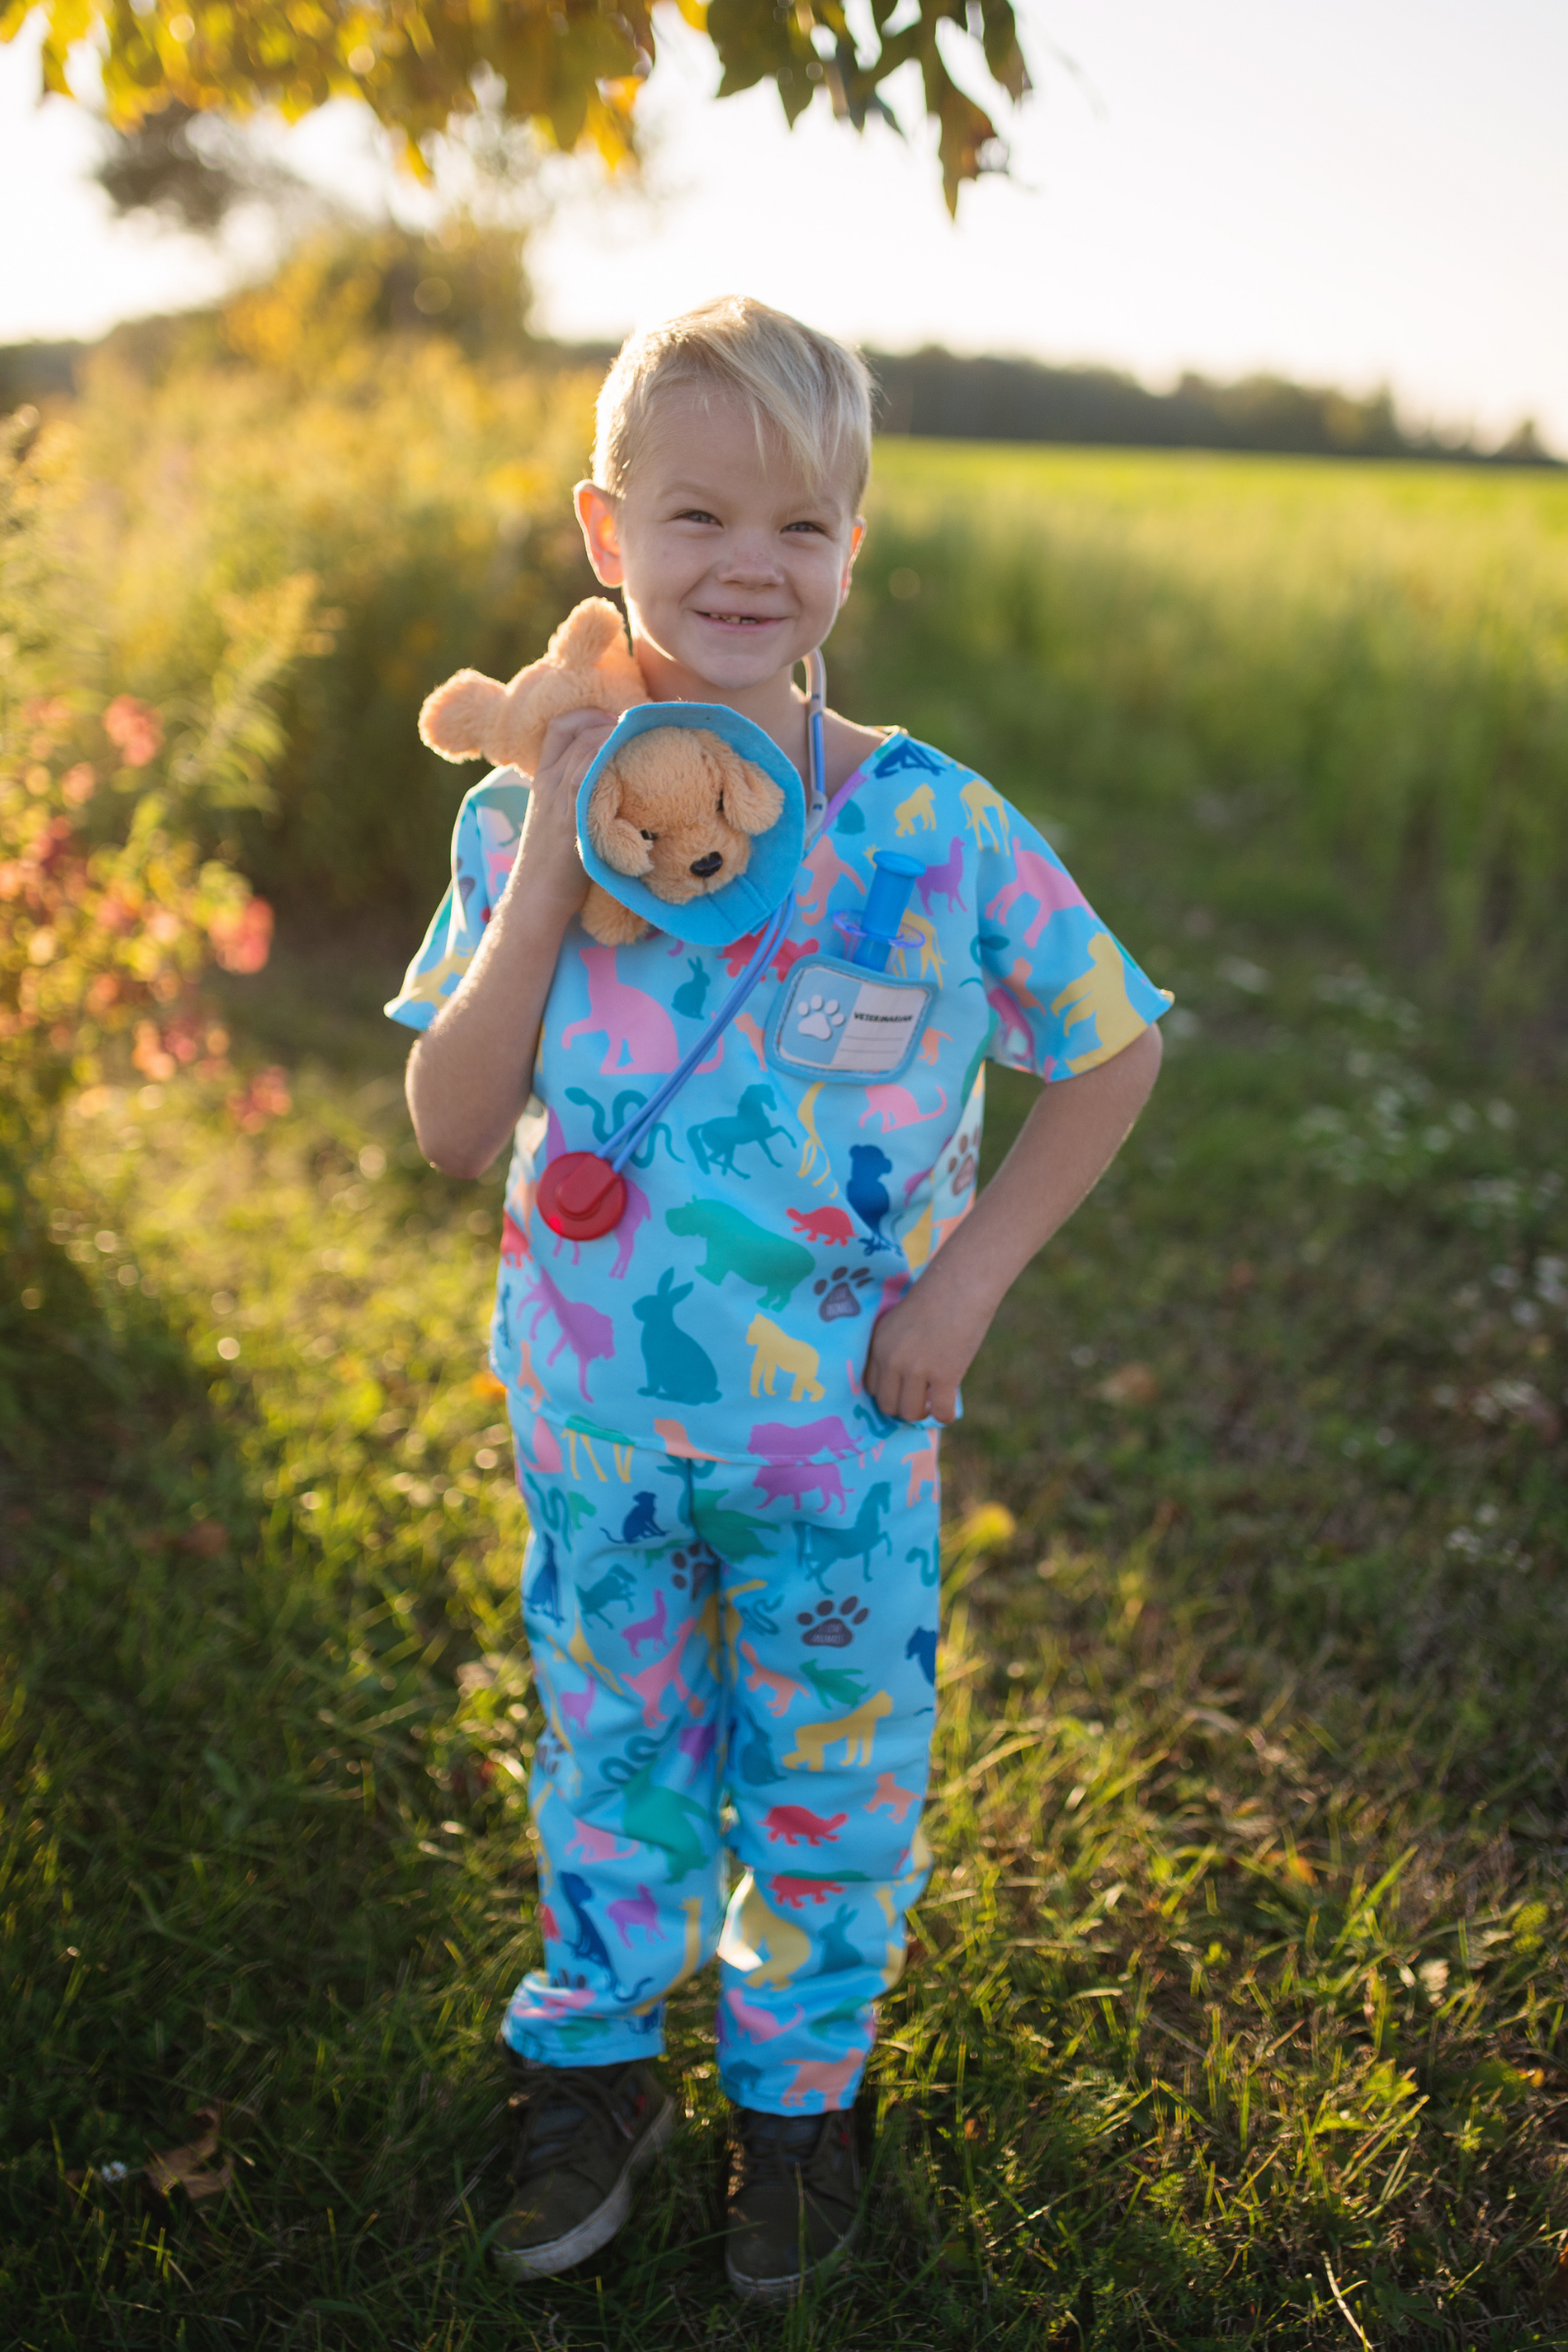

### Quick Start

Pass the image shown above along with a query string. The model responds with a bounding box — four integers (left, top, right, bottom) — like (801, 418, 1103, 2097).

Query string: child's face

(575, 388, 863, 701)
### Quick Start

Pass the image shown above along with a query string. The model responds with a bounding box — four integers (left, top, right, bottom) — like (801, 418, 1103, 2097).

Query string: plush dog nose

(689, 852, 724, 878)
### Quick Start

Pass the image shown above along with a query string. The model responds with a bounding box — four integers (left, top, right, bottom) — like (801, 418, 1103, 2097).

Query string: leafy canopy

(2, 0, 1029, 213)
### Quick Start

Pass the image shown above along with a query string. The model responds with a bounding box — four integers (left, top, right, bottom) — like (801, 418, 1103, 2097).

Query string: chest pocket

(765, 955, 933, 1084)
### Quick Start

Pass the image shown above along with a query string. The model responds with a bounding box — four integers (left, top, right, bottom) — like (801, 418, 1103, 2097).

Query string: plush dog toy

(418, 599, 785, 946)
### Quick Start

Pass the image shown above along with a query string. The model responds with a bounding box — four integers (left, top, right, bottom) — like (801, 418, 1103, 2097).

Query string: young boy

(389, 297, 1167, 2303)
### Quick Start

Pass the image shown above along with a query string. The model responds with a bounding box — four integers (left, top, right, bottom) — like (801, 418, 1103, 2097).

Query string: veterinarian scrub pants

(501, 1437, 941, 2115)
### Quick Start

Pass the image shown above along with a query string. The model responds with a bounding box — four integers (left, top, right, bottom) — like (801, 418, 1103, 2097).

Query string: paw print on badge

(797, 1594, 869, 1648)
(815, 1265, 873, 1322)
(796, 993, 847, 1044)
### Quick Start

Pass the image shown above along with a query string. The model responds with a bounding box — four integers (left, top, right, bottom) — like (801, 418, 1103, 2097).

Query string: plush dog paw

(581, 884, 654, 946)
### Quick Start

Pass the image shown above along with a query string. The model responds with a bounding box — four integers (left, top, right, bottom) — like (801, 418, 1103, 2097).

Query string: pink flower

(103, 695, 165, 768)
(209, 896, 273, 974)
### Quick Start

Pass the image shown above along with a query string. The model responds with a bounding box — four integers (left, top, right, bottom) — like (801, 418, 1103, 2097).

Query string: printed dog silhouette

(784, 1689, 893, 1771)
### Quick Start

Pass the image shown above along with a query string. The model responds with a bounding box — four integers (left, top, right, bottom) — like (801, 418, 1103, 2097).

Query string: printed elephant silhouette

(634, 1268, 721, 1405)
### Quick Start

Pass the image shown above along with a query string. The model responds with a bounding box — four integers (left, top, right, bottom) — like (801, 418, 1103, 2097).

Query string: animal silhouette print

(739, 1640, 804, 1718)
(580, 1560, 635, 1625)
(621, 1587, 668, 1658)
(749, 1426, 850, 1512)
(664, 1199, 814, 1309)
(718, 1875, 812, 1990)
(799, 1477, 893, 1590)
(902, 1429, 939, 1506)
(620, 1491, 662, 1542)
(613, 1754, 710, 1882)
(671, 956, 710, 1019)
(959, 776, 1010, 850)
(780, 2049, 862, 2110)
(878, 737, 942, 775)
(559, 945, 679, 1074)
(864, 1771, 919, 1824)
(895, 781, 936, 835)
(914, 837, 964, 917)
(746, 1315, 825, 1403)
(984, 842, 1086, 946)
(520, 1262, 615, 1401)
(905, 1626, 938, 1686)
(607, 1885, 662, 1947)
(786, 1204, 856, 1249)
(846, 1146, 896, 1255)
(784, 1690, 893, 1771)
(723, 1984, 805, 2042)
(523, 1530, 564, 1624)
(634, 1269, 720, 1405)
(687, 1085, 791, 1179)
(802, 1658, 869, 1710)
(1052, 931, 1149, 1072)
(765, 1803, 848, 1846)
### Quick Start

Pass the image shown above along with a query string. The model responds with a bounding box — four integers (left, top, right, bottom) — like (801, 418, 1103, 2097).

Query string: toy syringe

(834, 852, 926, 973)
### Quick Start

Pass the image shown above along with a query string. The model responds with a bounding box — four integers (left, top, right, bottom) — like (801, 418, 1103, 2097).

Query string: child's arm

(405, 710, 613, 1178)
(864, 1023, 1163, 1425)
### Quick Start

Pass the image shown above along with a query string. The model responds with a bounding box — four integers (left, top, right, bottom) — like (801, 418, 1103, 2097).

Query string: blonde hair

(592, 296, 874, 508)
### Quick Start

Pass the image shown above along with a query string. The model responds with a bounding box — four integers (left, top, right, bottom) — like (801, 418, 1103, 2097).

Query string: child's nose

(689, 852, 723, 878)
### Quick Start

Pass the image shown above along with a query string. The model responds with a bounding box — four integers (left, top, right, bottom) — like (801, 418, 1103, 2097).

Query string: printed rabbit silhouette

(633, 1267, 721, 1406)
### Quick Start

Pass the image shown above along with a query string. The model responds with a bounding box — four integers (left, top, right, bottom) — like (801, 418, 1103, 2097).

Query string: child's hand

(509, 708, 617, 914)
(863, 1273, 994, 1425)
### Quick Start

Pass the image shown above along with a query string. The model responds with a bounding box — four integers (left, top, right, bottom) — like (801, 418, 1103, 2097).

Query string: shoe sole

(725, 2213, 859, 2306)
(493, 2092, 676, 2280)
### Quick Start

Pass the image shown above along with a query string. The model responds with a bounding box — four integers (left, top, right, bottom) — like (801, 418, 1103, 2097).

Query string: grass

(4, 445, 1568, 2345)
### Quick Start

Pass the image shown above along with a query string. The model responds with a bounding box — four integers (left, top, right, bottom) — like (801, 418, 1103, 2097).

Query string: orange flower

(103, 695, 165, 768)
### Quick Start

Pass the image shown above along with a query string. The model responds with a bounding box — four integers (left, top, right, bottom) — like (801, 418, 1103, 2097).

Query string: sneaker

(491, 2054, 674, 2280)
(725, 2105, 861, 2304)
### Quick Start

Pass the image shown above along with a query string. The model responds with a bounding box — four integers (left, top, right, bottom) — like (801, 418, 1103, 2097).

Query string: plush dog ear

(418, 671, 506, 762)
(585, 760, 655, 876)
(719, 750, 786, 837)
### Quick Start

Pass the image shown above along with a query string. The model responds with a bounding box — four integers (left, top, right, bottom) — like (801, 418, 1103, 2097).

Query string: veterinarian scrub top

(387, 732, 1170, 1469)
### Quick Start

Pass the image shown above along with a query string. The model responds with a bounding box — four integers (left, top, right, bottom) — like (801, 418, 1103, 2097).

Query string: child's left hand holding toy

(864, 1021, 1163, 1423)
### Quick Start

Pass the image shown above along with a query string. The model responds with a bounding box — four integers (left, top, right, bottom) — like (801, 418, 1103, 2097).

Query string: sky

(1, 0, 1564, 448)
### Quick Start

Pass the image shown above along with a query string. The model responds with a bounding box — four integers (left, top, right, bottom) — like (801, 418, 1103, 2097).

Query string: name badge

(765, 955, 933, 1084)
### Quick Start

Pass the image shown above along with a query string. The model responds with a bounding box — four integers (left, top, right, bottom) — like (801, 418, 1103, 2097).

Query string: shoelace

(511, 2066, 633, 2177)
(735, 2108, 828, 2185)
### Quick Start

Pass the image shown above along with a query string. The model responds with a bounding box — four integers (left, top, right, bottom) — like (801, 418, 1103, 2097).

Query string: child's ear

(574, 481, 624, 588)
(720, 751, 786, 837)
(585, 762, 654, 876)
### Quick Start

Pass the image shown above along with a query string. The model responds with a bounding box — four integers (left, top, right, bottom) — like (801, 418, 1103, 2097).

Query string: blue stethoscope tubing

(597, 652, 835, 1179)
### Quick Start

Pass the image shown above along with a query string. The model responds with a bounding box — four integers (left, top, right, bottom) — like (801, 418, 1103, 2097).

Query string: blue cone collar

(575, 701, 806, 947)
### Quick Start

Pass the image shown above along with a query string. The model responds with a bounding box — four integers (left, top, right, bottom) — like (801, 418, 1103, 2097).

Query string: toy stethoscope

(537, 652, 925, 1242)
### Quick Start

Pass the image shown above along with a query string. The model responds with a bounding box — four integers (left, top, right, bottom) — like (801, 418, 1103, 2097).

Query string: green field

(4, 433, 1568, 2347)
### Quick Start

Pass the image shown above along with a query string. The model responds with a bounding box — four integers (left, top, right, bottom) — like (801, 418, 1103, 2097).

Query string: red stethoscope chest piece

(536, 1151, 627, 1242)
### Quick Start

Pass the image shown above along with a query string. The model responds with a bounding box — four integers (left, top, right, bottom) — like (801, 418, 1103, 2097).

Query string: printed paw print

(669, 1547, 690, 1592)
(815, 1264, 873, 1322)
(942, 1123, 979, 1200)
(796, 993, 847, 1043)
(797, 1594, 869, 1648)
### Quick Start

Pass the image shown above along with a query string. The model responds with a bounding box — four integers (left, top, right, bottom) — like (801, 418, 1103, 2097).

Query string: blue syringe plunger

(849, 851, 926, 971)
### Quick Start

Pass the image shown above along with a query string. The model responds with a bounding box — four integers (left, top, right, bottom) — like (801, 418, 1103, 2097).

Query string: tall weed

(67, 320, 597, 916)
